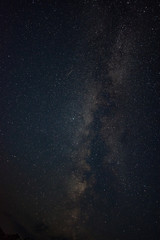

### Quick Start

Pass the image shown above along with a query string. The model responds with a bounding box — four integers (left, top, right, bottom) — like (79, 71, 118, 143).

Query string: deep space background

(0, 0, 160, 239)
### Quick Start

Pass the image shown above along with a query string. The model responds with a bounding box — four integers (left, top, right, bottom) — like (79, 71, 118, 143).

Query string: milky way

(61, 13, 138, 239)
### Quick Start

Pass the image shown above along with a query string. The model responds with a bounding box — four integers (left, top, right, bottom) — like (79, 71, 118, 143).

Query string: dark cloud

(34, 222, 49, 233)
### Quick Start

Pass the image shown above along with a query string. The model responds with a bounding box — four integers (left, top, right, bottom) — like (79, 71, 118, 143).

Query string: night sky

(0, 1, 160, 240)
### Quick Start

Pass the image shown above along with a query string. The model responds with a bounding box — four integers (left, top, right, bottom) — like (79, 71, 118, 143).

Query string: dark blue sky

(0, 1, 159, 240)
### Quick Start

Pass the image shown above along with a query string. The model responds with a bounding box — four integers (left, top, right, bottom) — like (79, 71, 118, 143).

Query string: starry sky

(0, 1, 160, 240)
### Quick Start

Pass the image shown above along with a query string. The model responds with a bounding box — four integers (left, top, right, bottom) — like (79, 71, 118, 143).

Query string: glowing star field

(0, 1, 159, 240)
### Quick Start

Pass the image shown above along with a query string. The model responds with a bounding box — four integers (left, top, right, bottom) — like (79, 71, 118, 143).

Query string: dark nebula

(0, 1, 159, 240)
